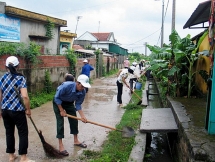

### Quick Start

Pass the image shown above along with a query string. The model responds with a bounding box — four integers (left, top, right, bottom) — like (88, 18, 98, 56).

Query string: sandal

(59, 150, 69, 156)
(74, 142, 87, 148)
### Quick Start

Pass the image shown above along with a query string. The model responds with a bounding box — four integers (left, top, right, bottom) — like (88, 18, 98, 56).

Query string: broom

(14, 87, 64, 158)
(123, 81, 142, 105)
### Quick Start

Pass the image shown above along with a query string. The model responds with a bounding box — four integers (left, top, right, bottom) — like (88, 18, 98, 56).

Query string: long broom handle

(13, 87, 40, 135)
(126, 84, 142, 101)
(130, 89, 142, 100)
(66, 114, 123, 132)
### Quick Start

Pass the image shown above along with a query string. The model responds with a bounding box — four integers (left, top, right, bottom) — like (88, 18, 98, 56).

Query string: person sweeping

(53, 74, 91, 156)
(116, 67, 135, 107)
(0, 56, 35, 162)
(129, 62, 140, 93)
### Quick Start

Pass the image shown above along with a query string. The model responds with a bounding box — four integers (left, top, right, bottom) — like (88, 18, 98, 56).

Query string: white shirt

(117, 69, 129, 83)
(129, 65, 140, 79)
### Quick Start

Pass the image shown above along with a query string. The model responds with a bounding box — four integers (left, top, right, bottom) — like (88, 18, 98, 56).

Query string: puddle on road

(0, 76, 130, 162)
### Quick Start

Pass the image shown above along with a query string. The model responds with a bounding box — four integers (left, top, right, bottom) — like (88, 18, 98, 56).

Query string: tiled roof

(72, 45, 84, 50)
(91, 32, 111, 41)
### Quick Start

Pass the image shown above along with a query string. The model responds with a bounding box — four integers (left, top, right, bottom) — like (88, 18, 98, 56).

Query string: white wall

(20, 19, 59, 54)
(91, 43, 109, 50)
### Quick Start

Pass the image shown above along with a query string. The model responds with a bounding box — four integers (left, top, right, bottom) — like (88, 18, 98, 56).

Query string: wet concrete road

(0, 76, 131, 162)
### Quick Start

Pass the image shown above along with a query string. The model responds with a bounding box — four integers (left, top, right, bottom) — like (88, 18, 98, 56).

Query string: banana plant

(147, 30, 201, 98)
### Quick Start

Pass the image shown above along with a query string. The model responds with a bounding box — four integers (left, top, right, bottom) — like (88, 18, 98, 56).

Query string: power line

(125, 0, 170, 49)
(124, 29, 161, 47)
(156, 0, 169, 47)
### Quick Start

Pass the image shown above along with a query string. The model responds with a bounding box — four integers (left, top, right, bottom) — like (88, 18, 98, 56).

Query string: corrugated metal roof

(183, 0, 211, 29)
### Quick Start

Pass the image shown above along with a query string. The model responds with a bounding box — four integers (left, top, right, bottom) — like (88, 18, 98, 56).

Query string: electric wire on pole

(161, 0, 164, 47)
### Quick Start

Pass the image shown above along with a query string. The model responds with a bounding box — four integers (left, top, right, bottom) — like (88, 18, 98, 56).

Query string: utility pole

(172, 0, 176, 32)
(98, 21, 100, 33)
(161, 0, 164, 47)
(75, 16, 82, 35)
(97, 21, 100, 49)
(144, 42, 147, 56)
(154, 0, 164, 47)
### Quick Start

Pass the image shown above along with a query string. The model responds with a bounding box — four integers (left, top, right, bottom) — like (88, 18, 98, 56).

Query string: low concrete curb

(128, 131, 146, 162)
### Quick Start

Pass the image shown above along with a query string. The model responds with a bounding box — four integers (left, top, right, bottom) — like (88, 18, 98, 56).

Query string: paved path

(0, 76, 131, 162)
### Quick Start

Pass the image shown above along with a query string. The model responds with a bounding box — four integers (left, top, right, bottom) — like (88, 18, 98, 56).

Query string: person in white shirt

(129, 62, 140, 92)
(116, 67, 134, 107)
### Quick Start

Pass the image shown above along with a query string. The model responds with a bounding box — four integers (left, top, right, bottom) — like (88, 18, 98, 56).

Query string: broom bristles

(43, 142, 64, 158)
(39, 130, 64, 158)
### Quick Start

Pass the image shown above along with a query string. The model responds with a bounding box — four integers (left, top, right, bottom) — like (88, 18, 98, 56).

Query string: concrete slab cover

(140, 108, 178, 133)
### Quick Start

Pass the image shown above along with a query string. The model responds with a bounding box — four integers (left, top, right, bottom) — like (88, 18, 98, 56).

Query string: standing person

(123, 58, 130, 69)
(53, 74, 91, 156)
(81, 59, 94, 93)
(129, 62, 140, 93)
(139, 60, 143, 70)
(116, 67, 134, 107)
(0, 56, 34, 162)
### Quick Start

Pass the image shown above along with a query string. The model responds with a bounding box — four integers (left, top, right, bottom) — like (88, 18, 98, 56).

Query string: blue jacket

(54, 82, 85, 111)
(81, 64, 94, 78)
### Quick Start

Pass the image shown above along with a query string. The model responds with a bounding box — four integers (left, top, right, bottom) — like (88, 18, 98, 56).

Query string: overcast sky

(5, 0, 207, 54)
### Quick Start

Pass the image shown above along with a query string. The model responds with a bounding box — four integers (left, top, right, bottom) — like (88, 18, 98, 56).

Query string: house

(0, 1, 67, 54)
(60, 30, 76, 54)
(183, 0, 215, 134)
(74, 31, 128, 55)
(183, 0, 211, 95)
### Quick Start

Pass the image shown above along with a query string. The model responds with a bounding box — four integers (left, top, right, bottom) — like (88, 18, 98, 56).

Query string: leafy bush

(65, 49, 77, 76)
(0, 42, 41, 64)
(29, 91, 55, 109)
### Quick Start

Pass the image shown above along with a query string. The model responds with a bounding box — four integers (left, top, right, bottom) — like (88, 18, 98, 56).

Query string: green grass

(29, 91, 55, 108)
(74, 88, 145, 162)
(104, 69, 118, 77)
(29, 72, 146, 161)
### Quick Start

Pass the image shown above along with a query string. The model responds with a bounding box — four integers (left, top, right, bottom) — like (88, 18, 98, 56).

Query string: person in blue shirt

(53, 74, 91, 156)
(64, 73, 74, 82)
(0, 56, 34, 162)
(81, 59, 94, 93)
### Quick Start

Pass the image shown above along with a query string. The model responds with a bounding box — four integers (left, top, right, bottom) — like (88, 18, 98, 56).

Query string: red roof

(91, 32, 111, 41)
(73, 45, 84, 50)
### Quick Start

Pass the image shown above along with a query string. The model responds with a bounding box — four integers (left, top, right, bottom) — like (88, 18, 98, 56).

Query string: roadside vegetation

(147, 29, 209, 100)
(73, 94, 144, 162)
(27, 51, 149, 161)
(70, 73, 147, 162)
(29, 91, 55, 108)
(78, 101, 142, 162)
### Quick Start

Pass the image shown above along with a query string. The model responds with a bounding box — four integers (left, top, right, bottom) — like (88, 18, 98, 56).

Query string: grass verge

(29, 91, 55, 108)
(29, 73, 147, 161)
(74, 88, 145, 162)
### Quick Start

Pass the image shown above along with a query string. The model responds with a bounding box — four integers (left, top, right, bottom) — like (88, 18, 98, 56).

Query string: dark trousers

(129, 78, 137, 90)
(116, 80, 123, 104)
(53, 100, 78, 139)
(2, 110, 28, 155)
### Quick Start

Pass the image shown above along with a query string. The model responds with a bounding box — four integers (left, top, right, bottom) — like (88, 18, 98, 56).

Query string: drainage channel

(143, 79, 174, 162)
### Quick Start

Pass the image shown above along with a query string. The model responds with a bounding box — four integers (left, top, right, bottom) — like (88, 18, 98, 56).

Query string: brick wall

(0, 55, 120, 93)
(0, 55, 70, 70)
